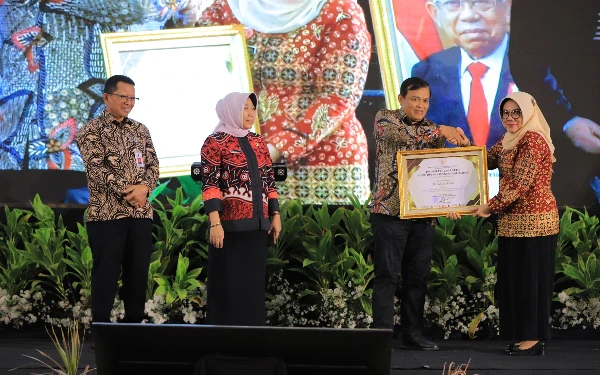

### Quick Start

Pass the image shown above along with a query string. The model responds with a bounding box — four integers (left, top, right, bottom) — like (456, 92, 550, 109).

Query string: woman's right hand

(210, 225, 225, 248)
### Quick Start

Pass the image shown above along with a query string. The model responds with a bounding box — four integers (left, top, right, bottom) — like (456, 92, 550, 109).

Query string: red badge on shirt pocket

(134, 150, 144, 169)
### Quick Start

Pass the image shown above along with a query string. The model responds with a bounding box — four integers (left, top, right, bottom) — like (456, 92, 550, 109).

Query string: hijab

(500, 91, 556, 163)
(227, 0, 329, 34)
(212, 92, 257, 137)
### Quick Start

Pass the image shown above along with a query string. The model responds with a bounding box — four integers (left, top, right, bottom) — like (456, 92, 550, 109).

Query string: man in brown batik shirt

(77, 75, 159, 323)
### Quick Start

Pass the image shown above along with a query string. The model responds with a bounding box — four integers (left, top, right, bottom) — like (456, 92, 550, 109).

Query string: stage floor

(1, 335, 598, 375)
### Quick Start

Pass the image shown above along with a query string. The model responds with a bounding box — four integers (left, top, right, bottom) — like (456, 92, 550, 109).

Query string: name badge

(134, 150, 144, 168)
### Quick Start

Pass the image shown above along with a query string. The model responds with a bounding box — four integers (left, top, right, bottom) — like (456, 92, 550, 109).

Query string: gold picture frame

(100, 25, 255, 178)
(397, 146, 489, 219)
(369, 0, 402, 110)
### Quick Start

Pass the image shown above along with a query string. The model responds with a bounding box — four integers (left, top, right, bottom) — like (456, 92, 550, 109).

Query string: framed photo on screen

(370, 0, 507, 197)
(100, 25, 256, 177)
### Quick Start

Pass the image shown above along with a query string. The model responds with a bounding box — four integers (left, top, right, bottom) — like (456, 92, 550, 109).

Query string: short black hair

(104, 75, 135, 94)
(400, 77, 431, 97)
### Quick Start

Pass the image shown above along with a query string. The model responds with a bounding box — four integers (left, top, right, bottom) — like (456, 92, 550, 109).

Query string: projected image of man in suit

(411, 0, 514, 148)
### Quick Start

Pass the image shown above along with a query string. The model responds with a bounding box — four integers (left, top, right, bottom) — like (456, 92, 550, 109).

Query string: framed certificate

(397, 146, 489, 219)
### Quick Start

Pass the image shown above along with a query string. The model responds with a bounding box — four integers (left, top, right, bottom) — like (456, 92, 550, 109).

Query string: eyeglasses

(500, 109, 522, 119)
(434, 0, 497, 12)
(107, 93, 139, 103)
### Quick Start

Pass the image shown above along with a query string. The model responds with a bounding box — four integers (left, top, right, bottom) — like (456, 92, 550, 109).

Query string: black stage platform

(1, 334, 598, 375)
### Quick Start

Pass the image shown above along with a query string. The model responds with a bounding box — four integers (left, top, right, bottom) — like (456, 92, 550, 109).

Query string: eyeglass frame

(500, 109, 522, 120)
(433, 0, 498, 12)
(106, 93, 140, 103)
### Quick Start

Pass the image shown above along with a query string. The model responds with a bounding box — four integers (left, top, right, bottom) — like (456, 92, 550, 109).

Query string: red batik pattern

(201, 132, 278, 221)
(487, 131, 559, 237)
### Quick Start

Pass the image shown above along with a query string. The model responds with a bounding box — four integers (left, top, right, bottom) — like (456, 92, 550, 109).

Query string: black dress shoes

(399, 333, 439, 351)
(508, 341, 546, 356)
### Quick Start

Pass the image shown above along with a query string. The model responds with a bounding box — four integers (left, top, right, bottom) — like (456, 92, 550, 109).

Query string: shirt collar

(100, 109, 133, 126)
(460, 33, 509, 76)
(398, 109, 432, 127)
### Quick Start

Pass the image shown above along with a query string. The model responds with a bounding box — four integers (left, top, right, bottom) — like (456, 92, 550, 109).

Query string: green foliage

(64, 224, 93, 298)
(288, 202, 374, 318)
(152, 188, 208, 273)
(267, 200, 303, 279)
(21, 227, 70, 302)
(153, 253, 203, 306)
(0, 242, 35, 297)
(0, 206, 36, 295)
(338, 199, 373, 256)
(430, 216, 499, 339)
(1, 205, 33, 246)
(3, 191, 600, 337)
(430, 217, 466, 301)
(556, 207, 600, 300)
(560, 253, 600, 299)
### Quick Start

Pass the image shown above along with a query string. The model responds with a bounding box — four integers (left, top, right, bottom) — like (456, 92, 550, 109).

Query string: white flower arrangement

(552, 292, 600, 330)
(266, 271, 318, 327)
(143, 289, 206, 324)
(1, 277, 597, 338)
(423, 286, 470, 339)
(266, 272, 372, 328)
(318, 282, 372, 329)
(0, 288, 43, 328)
(36, 289, 92, 328)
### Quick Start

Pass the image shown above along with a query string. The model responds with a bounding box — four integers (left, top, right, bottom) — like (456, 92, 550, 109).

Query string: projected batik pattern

(198, 0, 371, 204)
(0, 0, 167, 170)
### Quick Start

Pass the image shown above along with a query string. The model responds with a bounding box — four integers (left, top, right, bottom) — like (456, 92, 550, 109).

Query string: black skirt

(206, 230, 268, 326)
(497, 234, 557, 341)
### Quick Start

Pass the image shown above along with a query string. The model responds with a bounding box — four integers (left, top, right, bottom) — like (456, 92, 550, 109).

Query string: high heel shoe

(503, 342, 520, 353)
(508, 341, 546, 356)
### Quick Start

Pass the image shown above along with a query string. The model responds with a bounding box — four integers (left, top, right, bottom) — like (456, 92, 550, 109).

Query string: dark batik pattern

(77, 110, 159, 222)
(369, 109, 446, 217)
(487, 131, 559, 237)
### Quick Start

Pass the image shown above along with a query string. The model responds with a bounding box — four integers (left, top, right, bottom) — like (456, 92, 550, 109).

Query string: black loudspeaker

(92, 323, 392, 375)
(272, 162, 288, 181)
(191, 162, 202, 181)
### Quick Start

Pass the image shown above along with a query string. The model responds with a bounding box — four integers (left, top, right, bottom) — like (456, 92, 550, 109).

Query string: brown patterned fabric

(488, 131, 559, 237)
(369, 109, 445, 217)
(77, 110, 159, 222)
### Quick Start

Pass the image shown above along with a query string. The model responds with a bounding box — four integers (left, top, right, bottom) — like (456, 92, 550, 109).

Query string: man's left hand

(123, 185, 149, 208)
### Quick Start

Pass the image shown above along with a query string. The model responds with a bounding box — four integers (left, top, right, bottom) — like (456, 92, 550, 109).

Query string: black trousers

(370, 213, 435, 333)
(207, 230, 268, 326)
(87, 218, 153, 322)
(497, 234, 557, 341)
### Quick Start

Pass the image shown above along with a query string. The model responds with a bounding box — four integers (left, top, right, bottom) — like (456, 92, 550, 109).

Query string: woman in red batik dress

(474, 91, 559, 356)
(201, 92, 281, 326)
(198, 0, 371, 204)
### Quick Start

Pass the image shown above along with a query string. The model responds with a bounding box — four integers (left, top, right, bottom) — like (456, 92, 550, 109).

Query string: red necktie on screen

(467, 62, 489, 146)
